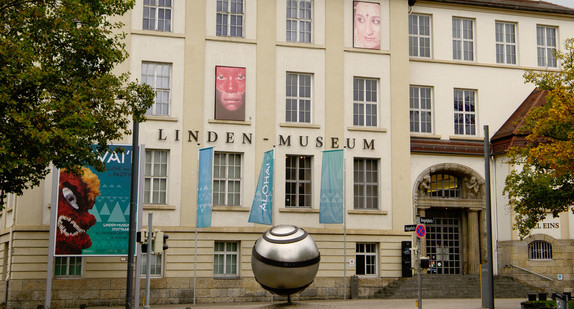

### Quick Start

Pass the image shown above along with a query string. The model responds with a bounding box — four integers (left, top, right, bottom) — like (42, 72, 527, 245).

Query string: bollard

(351, 275, 359, 299)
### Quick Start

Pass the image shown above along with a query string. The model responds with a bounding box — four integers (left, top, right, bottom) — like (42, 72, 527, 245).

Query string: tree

(504, 38, 574, 238)
(0, 0, 154, 207)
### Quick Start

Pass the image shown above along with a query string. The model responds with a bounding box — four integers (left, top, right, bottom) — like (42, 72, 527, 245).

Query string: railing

(506, 264, 554, 281)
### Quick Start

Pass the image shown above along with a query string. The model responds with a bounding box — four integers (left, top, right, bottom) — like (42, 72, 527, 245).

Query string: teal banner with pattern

(55, 145, 133, 256)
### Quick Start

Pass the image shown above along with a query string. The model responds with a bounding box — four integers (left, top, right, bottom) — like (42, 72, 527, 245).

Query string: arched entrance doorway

(414, 163, 486, 275)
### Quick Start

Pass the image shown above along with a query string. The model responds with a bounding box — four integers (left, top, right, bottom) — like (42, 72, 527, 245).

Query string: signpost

(416, 223, 424, 309)
(406, 216, 433, 309)
(419, 217, 434, 225)
(404, 224, 417, 232)
(416, 224, 426, 238)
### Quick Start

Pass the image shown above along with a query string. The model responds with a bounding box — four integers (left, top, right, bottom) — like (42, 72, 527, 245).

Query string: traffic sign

(404, 224, 417, 232)
(416, 224, 426, 238)
(420, 217, 434, 224)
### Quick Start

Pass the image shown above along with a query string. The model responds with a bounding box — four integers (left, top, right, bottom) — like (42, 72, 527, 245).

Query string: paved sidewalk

(91, 298, 525, 309)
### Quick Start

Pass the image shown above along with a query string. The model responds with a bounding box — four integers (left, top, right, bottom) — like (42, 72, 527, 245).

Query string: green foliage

(0, 0, 154, 206)
(522, 300, 574, 309)
(504, 38, 574, 238)
(505, 166, 574, 237)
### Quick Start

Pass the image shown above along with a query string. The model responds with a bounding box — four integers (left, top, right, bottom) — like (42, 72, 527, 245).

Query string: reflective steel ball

(251, 225, 320, 296)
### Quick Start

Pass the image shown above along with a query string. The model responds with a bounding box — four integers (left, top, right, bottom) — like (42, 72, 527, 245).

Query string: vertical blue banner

(319, 149, 344, 224)
(197, 147, 214, 228)
(248, 149, 274, 225)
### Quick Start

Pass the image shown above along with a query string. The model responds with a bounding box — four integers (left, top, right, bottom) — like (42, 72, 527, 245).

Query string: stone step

(374, 275, 543, 299)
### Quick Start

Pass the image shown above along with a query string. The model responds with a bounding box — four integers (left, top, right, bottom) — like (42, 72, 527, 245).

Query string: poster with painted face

(215, 66, 246, 121)
(353, 1, 381, 50)
(55, 146, 133, 256)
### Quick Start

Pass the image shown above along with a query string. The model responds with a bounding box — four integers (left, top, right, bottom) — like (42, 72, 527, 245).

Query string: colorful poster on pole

(55, 145, 133, 256)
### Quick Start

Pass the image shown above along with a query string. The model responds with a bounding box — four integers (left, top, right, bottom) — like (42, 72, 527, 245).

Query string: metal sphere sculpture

(251, 225, 321, 296)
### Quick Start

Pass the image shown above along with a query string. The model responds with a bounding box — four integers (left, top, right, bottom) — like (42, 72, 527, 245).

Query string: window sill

(146, 115, 179, 122)
(279, 207, 319, 213)
(449, 135, 484, 142)
(143, 204, 176, 211)
(213, 206, 249, 212)
(345, 48, 391, 55)
(527, 259, 553, 262)
(131, 29, 185, 39)
(206, 36, 257, 45)
(348, 210, 388, 215)
(276, 42, 326, 50)
(208, 119, 252, 126)
(410, 57, 554, 72)
(214, 276, 241, 280)
(54, 276, 82, 279)
(279, 123, 321, 129)
(411, 133, 441, 140)
(347, 127, 387, 133)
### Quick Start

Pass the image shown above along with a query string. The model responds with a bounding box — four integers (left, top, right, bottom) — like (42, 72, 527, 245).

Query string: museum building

(2, 0, 574, 307)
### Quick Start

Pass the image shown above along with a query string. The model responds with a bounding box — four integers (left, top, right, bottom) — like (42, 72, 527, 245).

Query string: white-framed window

(496, 22, 516, 64)
(537, 25, 558, 68)
(452, 17, 474, 61)
(214, 241, 239, 277)
(142, 62, 171, 116)
(409, 14, 431, 58)
(286, 0, 312, 43)
(144, 150, 169, 204)
(353, 77, 378, 127)
(54, 256, 82, 278)
(216, 0, 244, 37)
(285, 155, 312, 208)
(143, 0, 172, 32)
(356, 243, 377, 276)
(453, 89, 477, 136)
(140, 253, 163, 277)
(528, 240, 553, 260)
(353, 158, 378, 210)
(286, 73, 312, 123)
(213, 152, 242, 206)
(410, 86, 433, 133)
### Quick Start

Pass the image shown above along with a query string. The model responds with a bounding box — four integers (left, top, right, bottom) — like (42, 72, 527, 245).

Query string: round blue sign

(416, 224, 426, 238)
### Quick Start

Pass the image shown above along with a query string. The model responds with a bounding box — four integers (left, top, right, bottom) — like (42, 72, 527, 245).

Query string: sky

(544, 0, 574, 9)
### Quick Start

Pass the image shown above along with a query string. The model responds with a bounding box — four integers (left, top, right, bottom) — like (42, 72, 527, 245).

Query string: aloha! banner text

(248, 149, 274, 225)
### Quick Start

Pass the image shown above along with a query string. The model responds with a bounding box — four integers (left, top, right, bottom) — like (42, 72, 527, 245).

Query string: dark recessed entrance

(426, 209, 462, 275)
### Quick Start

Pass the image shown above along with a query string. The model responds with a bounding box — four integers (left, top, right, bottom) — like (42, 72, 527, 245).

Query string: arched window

(528, 240, 552, 260)
(429, 173, 461, 198)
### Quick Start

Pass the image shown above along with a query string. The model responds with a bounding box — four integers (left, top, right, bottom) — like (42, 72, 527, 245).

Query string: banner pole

(343, 149, 347, 301)
(484, 125, 495, 309)
(194, 144, 200, 306)
(194, 228, 198, 306)
(134, 146, 144, 308)
(143, 212, 152, 309)
(126, 120, 140, 309)
(44, 168, 60, 309)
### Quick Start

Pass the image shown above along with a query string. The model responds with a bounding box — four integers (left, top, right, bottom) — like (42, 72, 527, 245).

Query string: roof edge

(419, 0, 574, 16)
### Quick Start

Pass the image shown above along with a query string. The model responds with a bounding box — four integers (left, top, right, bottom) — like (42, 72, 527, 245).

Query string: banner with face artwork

(54, 145, 133, 256)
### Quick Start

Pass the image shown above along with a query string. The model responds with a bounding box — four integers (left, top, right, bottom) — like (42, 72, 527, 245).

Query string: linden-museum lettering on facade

(157, 128, 376, 150)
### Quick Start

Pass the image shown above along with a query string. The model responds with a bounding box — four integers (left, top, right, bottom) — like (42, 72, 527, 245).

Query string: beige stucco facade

(2, 0, 574, 308)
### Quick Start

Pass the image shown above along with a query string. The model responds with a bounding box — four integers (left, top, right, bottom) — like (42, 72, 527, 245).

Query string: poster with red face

(353, 1, 381, 50)
(215, 66, 246, 121)
(55, 146, 133, 256)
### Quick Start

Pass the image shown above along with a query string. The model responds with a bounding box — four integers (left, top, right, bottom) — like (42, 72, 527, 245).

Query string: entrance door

(426, 212, 462, 274)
